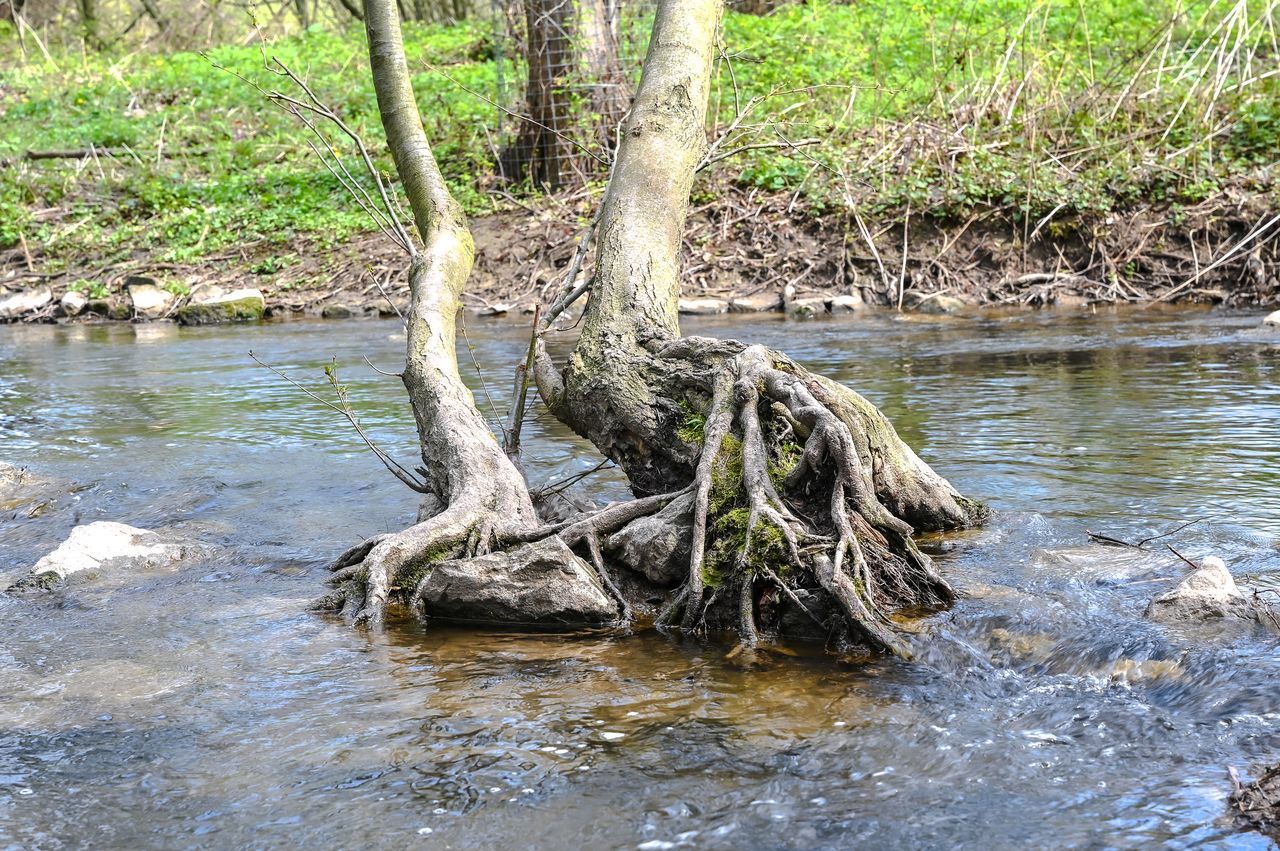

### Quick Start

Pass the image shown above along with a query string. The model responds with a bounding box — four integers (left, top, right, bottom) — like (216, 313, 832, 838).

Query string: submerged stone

(1144, 557, 1258, 624)
(177, 288, 266, 325)
(910, 293, 967, 314)
(417, 537, 617, 627)
(20, 521, 195, 587)
(320, 303, 357, 319)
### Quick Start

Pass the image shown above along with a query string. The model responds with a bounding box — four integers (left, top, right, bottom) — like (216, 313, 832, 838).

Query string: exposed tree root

(645, 344, 979, 658)
(314, 488, 683, 626)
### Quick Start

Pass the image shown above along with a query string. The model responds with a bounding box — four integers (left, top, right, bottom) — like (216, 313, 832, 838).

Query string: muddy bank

(3, 185, 1278, 324)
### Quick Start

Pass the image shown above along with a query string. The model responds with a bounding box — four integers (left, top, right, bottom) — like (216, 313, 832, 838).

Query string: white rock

(480, 302, 512, 316)
(729, 293, 782, 312)
(786, 297, 827, 318)
(26, 521, 193, 584)
(0, 287, 52, 320)
(678, 298, 729, 315)
(829, 294, 866, 313)
(1264, 309, 1280, 327)
(1145, 556, 1257, 624)
(126, 279, 174, 319)
(60, 291, 88, 316)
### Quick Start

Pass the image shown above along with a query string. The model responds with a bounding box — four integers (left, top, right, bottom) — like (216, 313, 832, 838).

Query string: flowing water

(1, 307, 1278, 849)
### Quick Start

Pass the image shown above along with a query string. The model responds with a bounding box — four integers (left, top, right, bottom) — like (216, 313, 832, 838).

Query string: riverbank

(3, 179, 1278, 325)
(4, 2, 1279, 322)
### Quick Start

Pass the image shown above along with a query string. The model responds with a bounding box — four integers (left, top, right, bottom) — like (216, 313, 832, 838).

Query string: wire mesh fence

(484, 0, 654, 190)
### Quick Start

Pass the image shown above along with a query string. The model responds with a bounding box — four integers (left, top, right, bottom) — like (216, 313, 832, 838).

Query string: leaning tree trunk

(321, 0, 544, 624)
(534, 0, 984, 655)
(499, 0, 576, 188)
(327, 0, 982, 657)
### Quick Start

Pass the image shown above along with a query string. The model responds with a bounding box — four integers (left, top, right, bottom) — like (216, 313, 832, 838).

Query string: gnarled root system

(652, 344, 981, 657)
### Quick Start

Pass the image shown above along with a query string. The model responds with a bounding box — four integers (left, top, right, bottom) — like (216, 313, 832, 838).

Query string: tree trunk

(499, 0, 575, 189)
(0, 0, 26, 24)
(330, 0, 983, 657)
(295, 0, 313, 28)
(322, 0, 546, 625)
(333, 0, 364, 21)
(535, 0, 984, 655)
(139, 0, 168, 33)
(78, 0, 102, 48)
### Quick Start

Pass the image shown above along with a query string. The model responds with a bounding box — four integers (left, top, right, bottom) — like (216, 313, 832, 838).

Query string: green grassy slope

(1, 0, 1276, 277)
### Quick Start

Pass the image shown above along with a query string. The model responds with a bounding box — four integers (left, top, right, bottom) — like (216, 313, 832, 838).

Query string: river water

(1, 308, 1278, 849)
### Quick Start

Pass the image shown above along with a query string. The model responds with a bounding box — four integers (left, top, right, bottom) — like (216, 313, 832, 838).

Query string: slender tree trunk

(78, 0, 102, 48)
(499, 0, 575, 188)
(325, 0, 541, 625)
(334, 0, 364, 20)
(295, 0, 313, 28)
(0, 0, 26, 24)
(536, 0, 983, 654)
(139, 0, 168, 33)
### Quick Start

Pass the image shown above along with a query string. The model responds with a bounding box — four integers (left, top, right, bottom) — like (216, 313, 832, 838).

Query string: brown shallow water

(1, 307, 1279, 849)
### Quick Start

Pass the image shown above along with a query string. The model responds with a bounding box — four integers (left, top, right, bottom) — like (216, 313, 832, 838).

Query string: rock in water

(606, 492, 692, 585)
(21, 521, 194, 586)
(1264, 309, 1280, 327)
(177, 287, 265, 325)
(729, 293, 782, 313)
(125, 277, 175, 319)
(0, 287, 52, 320)
(60, 290, 88, 317)
(1145, 556, 1258, 624)
(417, 538, 617, 627)
(678, 298, 729, 315)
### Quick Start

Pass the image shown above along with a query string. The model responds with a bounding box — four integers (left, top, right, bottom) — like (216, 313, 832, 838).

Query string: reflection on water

(1, 307, 1278, 849)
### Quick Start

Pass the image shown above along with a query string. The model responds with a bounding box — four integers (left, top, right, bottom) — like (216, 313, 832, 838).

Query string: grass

(1, 0, 1277, 277)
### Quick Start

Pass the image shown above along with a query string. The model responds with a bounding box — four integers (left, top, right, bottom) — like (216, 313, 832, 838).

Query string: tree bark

(139, 0, 168, 33)
(334, 0, 365, 20)
(535, 0, 983, 654)
(0, 0, 26, 24)
(329, 0, 982, 656)
(78, 0, 102, 48)
(324, 0, 542, 625)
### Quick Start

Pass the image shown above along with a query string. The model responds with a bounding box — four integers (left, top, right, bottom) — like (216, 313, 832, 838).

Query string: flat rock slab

(418, 537, 617, 628)
(20, 521, 197, 587)
(729, 293, 782, 312)
(678, 298, 729, 315)
(177, 288, 265, 325)
(0, 287, 52, 320)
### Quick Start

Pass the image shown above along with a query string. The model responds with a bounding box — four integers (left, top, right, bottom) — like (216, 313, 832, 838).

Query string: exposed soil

(3, 182, 1278, 323)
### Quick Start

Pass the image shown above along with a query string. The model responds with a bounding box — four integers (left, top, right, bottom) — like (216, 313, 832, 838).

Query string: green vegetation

(1, 0, 1276, 272)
